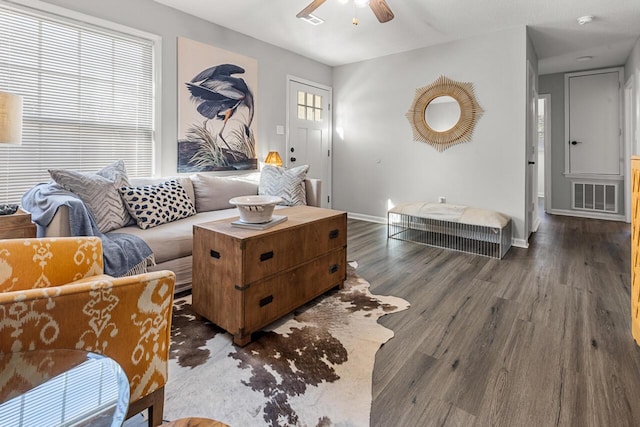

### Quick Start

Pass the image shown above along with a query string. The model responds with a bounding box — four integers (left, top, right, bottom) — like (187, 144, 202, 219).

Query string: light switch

(276, 125, 285, 135)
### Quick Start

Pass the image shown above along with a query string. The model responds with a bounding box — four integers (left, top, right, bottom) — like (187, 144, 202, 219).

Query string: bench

(387, 202, 512, 259)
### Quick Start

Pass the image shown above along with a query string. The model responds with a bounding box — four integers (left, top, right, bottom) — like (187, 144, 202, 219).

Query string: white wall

(35, 0, 332, 176)
(332, 27, 529, 241)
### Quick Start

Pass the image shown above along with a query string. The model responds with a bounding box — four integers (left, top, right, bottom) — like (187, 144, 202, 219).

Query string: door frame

(625, 74, 635, 222)
(540, 93, 552, 213)
(285, 75, 333, 207)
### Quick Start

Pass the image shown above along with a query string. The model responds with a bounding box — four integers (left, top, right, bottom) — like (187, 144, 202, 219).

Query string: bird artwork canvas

(177, 37, 258, 172)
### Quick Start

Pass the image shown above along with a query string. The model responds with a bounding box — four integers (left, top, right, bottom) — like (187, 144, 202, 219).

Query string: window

(0, 2, 157, 203)
(297, 90, 322, 122)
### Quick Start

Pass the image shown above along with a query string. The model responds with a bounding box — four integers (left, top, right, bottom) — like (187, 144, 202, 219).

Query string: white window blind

(0, 3, 155, 203)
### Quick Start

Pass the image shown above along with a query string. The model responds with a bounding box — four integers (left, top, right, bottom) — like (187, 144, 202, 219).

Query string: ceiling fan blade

(297, 0, 327, 18)
(369, 0, 394, 23)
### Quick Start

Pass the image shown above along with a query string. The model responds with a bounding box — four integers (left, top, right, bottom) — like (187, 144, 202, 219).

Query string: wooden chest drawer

(243, 248, 346, 332)
(243, 214, 346, 283)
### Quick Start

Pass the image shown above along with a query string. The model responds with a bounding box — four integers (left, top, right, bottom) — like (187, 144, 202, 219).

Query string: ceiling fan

(297, 0, 395, 24)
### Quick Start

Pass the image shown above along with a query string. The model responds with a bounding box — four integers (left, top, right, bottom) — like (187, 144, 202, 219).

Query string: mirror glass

(424, 96, 461, 132)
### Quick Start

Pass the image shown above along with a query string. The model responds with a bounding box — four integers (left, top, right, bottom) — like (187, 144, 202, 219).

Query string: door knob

(570, 140, 582, 145)
(528, 161, 535, 165)
(290, 157, 296, 162)
(290, 147, 295, 152)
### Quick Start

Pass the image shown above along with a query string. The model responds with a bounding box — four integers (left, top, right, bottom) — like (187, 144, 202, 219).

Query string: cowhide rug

(164, 263, 410, 427)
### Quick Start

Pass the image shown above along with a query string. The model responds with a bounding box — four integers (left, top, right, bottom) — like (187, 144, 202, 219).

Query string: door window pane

(296, 90, 323, 122)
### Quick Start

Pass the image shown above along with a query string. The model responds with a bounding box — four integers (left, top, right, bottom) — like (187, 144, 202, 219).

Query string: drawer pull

(259, 295, 274, 307)
(260, 251, 274, 262)
(329, 229, 340, 239)
(329, 264, 339, 274)
(210, 250, 221, 259)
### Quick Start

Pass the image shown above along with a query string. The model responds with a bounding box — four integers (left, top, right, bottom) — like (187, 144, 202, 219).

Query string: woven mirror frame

(406, 75, 484, 152)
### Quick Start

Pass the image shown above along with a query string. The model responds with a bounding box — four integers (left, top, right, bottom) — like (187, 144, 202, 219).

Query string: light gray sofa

(44, 173, 322, 293)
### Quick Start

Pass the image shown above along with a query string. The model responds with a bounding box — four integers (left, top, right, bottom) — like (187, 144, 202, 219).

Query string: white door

(567, 70, 621, 175)
(287, 78, 332, 208)
(526, 61, 539, 236)
(539, 94, 552, 214)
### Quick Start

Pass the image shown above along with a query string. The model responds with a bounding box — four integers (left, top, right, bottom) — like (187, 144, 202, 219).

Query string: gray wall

(35, 0, 332, 176)
(540, 69, 627, 215)
(625, 37, 640, 83)
(332, 27, 529, 241)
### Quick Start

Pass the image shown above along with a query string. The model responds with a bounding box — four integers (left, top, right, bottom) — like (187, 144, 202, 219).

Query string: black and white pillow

(119, 179, 196, 230)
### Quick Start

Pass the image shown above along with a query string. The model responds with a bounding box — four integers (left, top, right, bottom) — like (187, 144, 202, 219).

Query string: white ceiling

(153, 0, 640, 75)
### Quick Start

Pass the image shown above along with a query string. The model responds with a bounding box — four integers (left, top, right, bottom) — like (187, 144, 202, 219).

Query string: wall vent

(572, 182, 617, 213)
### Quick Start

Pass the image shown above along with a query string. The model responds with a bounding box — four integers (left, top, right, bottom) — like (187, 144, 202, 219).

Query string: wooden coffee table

(192, 206, 347, 346)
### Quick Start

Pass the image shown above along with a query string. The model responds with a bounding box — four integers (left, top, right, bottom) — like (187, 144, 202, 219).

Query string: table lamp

(0, 90, 23, 145)
(264, 151, 283, 167)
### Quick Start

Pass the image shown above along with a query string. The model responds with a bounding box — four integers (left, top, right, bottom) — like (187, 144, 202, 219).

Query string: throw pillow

(49, 160, 133, 233)
(129, 176, 196, 206)
(119, 179, 196, 230)
(259, 164, 309, 206)
(191, 174, 259, 212)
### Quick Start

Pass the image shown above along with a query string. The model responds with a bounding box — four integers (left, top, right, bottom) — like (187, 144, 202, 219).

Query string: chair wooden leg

(148, 388, 165, 427)
(126, 387, 165, 427)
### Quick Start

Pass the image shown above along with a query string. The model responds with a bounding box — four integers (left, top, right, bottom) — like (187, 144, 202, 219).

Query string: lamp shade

(0, 91, 23, 145)
(264, 151, 283, 167)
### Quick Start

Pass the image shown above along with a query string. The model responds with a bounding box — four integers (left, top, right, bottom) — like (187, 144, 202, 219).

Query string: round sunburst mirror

(406, 76, 483, 152)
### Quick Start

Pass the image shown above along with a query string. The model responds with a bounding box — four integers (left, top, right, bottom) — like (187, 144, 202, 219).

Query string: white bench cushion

(389, 202, 510, 229)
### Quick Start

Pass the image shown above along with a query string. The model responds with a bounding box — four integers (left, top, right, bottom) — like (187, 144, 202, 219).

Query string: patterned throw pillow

(259, 164, 309, 206)
(49, 160, 133, 233)
(119, 180, 196, 230)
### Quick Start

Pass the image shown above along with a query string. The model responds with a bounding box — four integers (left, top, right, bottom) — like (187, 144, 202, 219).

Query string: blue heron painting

(178, 57, 257, 172)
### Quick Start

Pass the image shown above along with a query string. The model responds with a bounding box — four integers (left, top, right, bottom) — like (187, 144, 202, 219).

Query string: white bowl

(229, 195, 283, 223)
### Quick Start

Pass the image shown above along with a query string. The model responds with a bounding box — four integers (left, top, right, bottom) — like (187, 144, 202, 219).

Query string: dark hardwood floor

(348, 209, 640, 426)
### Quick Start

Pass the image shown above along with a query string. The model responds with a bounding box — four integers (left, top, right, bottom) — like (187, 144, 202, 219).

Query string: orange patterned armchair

(0, 237, 175, 426)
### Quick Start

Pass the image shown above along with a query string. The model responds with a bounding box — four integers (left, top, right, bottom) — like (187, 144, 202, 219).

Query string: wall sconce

(264, 151, 283, 167)
(0, 91, 23, 145)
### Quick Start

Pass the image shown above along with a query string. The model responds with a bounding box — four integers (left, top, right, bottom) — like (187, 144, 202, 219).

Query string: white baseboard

(347, 212, 387, 224)
(547, 208, 626, 222)
(512, 238, 529, 249)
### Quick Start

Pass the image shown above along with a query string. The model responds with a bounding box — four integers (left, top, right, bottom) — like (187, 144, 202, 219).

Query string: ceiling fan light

(300, 13, 324, 25)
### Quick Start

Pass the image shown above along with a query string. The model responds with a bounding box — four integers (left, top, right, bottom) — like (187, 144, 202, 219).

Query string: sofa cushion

(48, 160, 132, 233)
(191, 173, 259, 212)
(111, 208, 242, 263)
(119, 179, 196, 230)
(259, 164, 309, 206)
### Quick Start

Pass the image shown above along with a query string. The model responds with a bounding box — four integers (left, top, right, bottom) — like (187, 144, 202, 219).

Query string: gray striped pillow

(49, 160, 133, 233)
(259, 164, 309, 206)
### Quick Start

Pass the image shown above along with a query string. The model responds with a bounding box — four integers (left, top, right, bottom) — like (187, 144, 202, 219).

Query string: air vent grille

(572, 182, 617, 213)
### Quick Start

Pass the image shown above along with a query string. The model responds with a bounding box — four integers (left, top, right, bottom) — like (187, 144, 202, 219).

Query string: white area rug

(165, 263, 410, 426)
